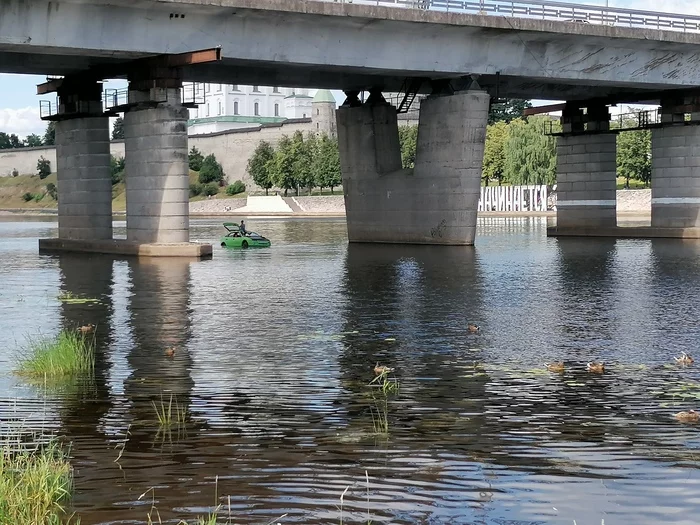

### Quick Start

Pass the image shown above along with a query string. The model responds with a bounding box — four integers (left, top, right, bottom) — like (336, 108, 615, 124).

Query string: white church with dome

(187, 84, 337, 135)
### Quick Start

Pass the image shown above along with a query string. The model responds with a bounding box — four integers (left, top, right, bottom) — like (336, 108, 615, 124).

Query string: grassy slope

(0, 171, 247, 212)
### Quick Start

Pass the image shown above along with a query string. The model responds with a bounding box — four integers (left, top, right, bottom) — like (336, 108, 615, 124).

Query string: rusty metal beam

(523, 103, 567, 116)
(37, 78, 65, 95)
(162, 48, 221, 68)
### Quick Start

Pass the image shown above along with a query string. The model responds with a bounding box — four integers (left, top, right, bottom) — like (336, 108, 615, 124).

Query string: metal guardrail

(544, 109, 665, 134)
(331, 0, 700, 33)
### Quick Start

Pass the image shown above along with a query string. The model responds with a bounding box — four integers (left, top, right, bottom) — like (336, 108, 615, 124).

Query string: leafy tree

(189, 146, 204, 171)
(489, 99, 532, 125)
(0, 132, 23, 149)
(503, 117, 556, 185)
(313, 134, 341, 193)
(247, 141, 275, 195)
(110, 155, 125, 185)
(112, 117, 125, 140)
(37, 156, 51, 179)
(482, 121, 508, 185)
(398, 125, 418, 168)
(617, 129, 651, 188)
(296, 132, 318, 194)
(225, 181, 246, 195)
(43, 122, 56, 146)
(198, 154, 224, 184)
(24, 134, 43, 147)
(268, 135, 297, 196)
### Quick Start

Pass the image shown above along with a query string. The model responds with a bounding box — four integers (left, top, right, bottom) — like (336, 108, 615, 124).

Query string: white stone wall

(0, 120, 317, 188)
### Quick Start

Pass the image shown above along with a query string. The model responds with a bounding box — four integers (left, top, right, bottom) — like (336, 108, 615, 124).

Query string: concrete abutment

(338, 90, 488, 245)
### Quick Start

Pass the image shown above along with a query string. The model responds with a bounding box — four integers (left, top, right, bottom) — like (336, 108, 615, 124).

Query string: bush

(110, 155, 125, 185)
(22, 192, 33, 202)
(198, 154, 224, 184)
(225, 180, 246, 196)
(33, 193, 44, 203)
(11, 168, 18, 177)
(189, 183, 203, 197)
(189, 146, 204, 171)
(203, 182, 219, 196)
(37, 156, 51, 180)
(46, 183, 57, 201)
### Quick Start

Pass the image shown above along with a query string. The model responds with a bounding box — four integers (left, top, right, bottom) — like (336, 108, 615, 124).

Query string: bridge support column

(124, 85, 190, 243)
(54, 82, 113, 240)
(651, 100, 700, 228)
(554, 105, 616, 228)
(337, 89, 488, 245)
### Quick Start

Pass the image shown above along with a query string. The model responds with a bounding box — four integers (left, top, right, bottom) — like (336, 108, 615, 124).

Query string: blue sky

(0, 0, 696, 137)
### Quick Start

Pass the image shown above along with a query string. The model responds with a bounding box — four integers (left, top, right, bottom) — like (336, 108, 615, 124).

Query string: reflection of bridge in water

(25, 239, 700, 523)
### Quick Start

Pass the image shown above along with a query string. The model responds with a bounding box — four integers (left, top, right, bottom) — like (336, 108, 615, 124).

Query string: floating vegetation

(368, 366, 400, 435)
(56, 291, 101, 305)
(296, 331, 345, 342)
(16, 331, 95, 379)
(0, 438, 76, 525)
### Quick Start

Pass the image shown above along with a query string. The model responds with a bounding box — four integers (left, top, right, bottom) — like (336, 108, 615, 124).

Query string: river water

(1, 216, 700, 525)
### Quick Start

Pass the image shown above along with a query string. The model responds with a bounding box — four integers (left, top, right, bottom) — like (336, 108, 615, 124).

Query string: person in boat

(239, 220, 247, 235)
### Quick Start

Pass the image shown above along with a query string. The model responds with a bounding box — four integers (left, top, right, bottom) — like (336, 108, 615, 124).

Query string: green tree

(489, 99, 532, 124)
(112, 117, 125, 140)
(398, 125, 418, 168)
(110, 155, 125, 185)
(0, 132, 23, 149)
(189, 146, 204, 171)
(503, 117, 557, 185)
(198, 154, 224, 184)
(225, 181, 246, 195)
(24, 134, 43, 147)
(37, 156, 51, 179)
(617, 129, 651, 188)
(268, 135, 297, 196)
(43, 122, 56, 146)
(482, 121, 508, 185)
(313, 134, 341, 193)
(247, 141, 275, 195)
(297, 132, 318, 194)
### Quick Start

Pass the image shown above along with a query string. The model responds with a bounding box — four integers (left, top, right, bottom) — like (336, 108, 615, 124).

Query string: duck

(586, 362, 605, 373)
(545, 362, 565, 373)
(674, 410, 700, 423)
(77, 324, 94, 334)
(374, 363, 394, 375)
(674, 352, 694, 365)
(467, 324, 480, 334)
(164, 347, 176, 358)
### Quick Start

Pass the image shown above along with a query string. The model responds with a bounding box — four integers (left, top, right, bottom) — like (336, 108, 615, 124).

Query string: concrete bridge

(2, 0, 700, 253)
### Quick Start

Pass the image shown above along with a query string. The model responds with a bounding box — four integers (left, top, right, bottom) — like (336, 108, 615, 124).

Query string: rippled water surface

(2, 217, 700, 524)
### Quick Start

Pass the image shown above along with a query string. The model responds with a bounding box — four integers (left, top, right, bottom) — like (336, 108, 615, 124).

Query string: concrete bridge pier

(651, 98, 700, 229)
(554, 104, 617, 229)
(337, 89, 488, 245)
(124, 80, 191, 244)
(54, 81, 113, 240)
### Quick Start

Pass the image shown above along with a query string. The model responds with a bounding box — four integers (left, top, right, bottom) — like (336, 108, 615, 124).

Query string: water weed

(152, 394, 188, 428)
(16, 331, 95, 379)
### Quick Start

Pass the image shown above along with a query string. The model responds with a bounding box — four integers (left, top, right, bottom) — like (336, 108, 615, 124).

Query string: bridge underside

(2, 0, 700, 102)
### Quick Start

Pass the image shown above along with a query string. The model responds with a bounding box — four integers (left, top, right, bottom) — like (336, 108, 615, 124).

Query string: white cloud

(0, 106, 45, 138)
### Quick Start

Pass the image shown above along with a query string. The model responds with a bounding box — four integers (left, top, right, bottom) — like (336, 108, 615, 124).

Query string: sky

(1, 0, 698, 137)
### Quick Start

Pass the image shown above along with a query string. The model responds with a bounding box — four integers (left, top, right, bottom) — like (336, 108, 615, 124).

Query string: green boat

(220, 223, 271, 248)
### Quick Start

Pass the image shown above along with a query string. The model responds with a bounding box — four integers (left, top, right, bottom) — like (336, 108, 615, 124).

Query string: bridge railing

(332, 0, 700, 33)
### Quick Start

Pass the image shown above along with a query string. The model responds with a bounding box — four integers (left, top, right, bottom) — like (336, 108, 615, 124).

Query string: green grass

(16, 331, 95, 379)
(0, 173, 58, 209)
(616, 176, 648, 190)
(152, 394, 187, 428)
(0, 439, 76, 525)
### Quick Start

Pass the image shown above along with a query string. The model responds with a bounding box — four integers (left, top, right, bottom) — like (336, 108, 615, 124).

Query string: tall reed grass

(16, 331, 95, 378)
(0, 439, 75, 524)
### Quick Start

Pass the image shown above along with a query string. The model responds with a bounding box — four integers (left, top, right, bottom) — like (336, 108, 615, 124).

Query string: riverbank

(0, 190, 653, 218)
